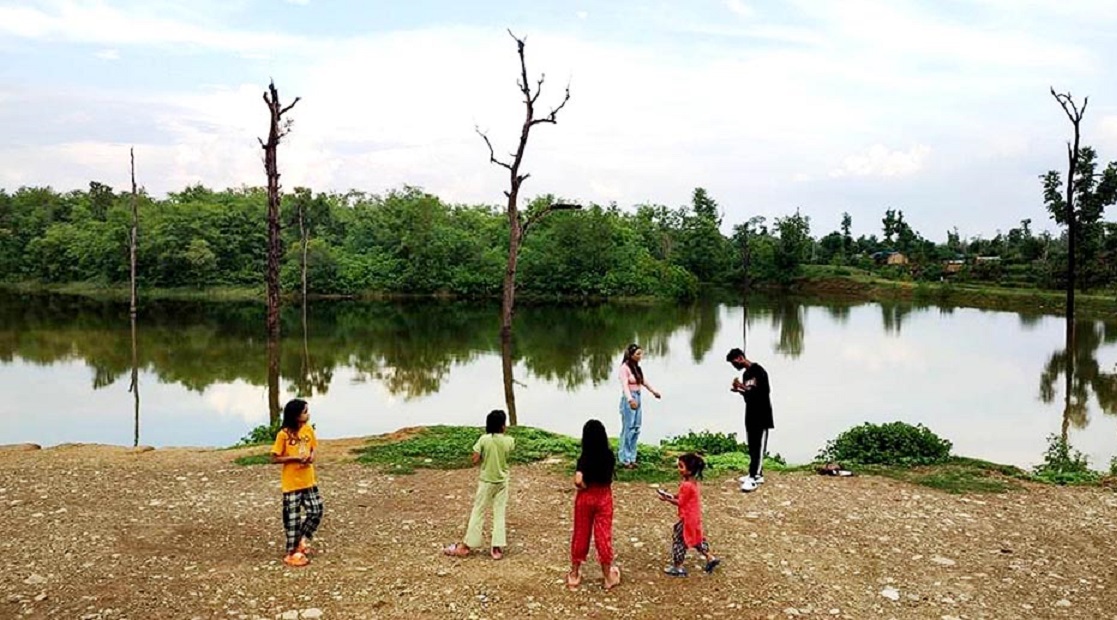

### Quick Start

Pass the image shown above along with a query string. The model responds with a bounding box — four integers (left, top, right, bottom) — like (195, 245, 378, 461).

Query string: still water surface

(2, 293, 1114, 469)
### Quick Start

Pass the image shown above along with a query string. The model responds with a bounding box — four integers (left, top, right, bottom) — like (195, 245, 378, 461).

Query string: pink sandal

(490, 546, 504, 560)
(442, 543, 470, 557)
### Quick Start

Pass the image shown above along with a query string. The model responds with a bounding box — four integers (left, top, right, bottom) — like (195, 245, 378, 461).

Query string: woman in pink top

(617, 343, 661, 468)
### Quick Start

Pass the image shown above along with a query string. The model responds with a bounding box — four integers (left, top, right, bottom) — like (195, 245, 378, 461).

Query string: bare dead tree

(260, 81, 299, 424)
(1050, 87, 1087, 409)
(478, 30, 577, 424)
(1050, 88, 1086, 327)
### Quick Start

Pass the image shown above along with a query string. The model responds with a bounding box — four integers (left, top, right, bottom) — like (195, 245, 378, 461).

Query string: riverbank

(3, 437, 1115, 619)
(4, 275, 1111, 318)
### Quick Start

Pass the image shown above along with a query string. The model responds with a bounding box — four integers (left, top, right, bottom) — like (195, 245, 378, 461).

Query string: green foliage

(1110, 455, 1117, 477)
(1033, 434, 1100, 485)
(351, 425, 581, 473)
(660, 430, 744, 455)
(234, 452, 273, 466)
(238, 420, 282, 446)
(819, 421, 953, 466)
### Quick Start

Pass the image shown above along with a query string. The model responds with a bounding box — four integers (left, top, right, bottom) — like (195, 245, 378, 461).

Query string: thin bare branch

(530, 82, 571, 126)
(522, 201, 581, 233)
(477, 126, 514, 171)
(531, 74, 545, 106)
(280, 97, 302, 116)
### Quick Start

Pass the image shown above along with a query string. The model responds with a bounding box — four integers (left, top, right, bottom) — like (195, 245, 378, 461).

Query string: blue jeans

(619, 391, 642, 465)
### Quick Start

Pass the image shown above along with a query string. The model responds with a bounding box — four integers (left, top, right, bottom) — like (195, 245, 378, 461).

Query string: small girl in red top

(657, 452, 721, 576)
(567, 419, 621, 590)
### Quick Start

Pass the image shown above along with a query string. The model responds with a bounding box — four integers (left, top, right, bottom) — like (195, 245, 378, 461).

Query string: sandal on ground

(296, 539, 312, 556)
(604, 565, 622, 590)
(442, 543, 471, 557)
(663, 565, 688, 577)
(490, 546, 504, 560)
(566, 571, 582, 590)
(283, 552, 309, 567)
(703, 558, 721, 574)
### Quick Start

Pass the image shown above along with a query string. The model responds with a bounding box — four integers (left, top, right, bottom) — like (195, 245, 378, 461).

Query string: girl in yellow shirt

(270, 398, 324, 567)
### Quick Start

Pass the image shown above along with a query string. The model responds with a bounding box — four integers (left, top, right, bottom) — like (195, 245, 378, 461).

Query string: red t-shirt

(676, 480, 704, 547)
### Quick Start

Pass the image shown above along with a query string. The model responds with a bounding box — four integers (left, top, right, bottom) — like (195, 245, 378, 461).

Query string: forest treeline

(2, 181, 1114, 299)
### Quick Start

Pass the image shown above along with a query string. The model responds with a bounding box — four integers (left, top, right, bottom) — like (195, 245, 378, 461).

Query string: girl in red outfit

(658, 453, 721, 576)
(567, 419, 622, 590)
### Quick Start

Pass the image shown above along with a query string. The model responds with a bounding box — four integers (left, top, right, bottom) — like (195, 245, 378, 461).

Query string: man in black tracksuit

(726, 348, 773, 493)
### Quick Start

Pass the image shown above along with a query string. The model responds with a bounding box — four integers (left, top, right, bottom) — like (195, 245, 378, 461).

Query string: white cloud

(576, 11, 588, 20)
(724, 0, 753, 18)
(0, 2, 305, 55)
(829, 145, 932, 179)
(94, 48, 119, 60)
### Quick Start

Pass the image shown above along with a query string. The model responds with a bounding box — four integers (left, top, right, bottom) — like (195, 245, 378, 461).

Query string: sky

(2, 0, 1117, 240)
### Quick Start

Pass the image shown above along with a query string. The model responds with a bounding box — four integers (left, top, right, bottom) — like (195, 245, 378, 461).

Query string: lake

(1, 292, 1114, 470)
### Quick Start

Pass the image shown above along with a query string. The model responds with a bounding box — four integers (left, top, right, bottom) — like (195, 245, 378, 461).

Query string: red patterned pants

(570, 485, 614, 566)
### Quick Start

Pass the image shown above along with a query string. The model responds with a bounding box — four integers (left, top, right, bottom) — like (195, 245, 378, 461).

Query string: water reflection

(2, 292, 1116, 469)
(1039, 320, 1117, 434)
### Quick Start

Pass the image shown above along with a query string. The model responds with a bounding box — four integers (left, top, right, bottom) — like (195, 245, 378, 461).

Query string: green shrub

(661, 430, 744, 455)
(237, 420, 282, 446)
(1110, 455, 1117, 477)
(818, 421, 952, 466)
(1033, 434, 1100, 485)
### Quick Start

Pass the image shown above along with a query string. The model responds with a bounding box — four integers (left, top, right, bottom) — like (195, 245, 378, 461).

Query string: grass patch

(856, 457, 1029, 494)
(352, 425, 581, 474)
(233, 452, 272, 466)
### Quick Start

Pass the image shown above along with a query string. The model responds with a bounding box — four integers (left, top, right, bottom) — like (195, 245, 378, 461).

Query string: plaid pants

(282, 486, 324, 553)
(671, 521, 710, 565)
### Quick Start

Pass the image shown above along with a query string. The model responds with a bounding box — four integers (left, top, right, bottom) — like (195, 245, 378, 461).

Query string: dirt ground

(2, 440, 1116, 620)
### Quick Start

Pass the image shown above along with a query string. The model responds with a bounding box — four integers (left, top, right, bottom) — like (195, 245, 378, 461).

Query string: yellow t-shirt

(271, 425, 318, 493)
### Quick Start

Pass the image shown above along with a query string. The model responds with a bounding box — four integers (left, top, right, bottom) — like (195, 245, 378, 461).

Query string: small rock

(300, 609, 323, 619)
(1054, 599, 1071, 608)
(33, 593, 47, 602)
(931, 556, 956, 566)
(880, 587, 900, 601)
(278, 611, 299, 620)
(783, 608, 800, 616)
(23, 574, 46, 586)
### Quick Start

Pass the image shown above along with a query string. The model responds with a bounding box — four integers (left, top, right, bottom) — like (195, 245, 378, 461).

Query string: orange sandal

(283, 552, 309, 567)
(296, 539, 312, 556)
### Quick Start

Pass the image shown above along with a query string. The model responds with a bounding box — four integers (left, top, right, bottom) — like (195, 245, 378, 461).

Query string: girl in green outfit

(443, 409, 516, 560)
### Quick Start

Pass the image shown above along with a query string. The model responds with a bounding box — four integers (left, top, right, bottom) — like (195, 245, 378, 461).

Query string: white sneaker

(755, 475, 765, 484)
(738, 475, 765, 485)
(739, 477, 758, 492)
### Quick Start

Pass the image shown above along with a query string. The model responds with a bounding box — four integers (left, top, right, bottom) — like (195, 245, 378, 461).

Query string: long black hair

(485, 409, 507, 434)
(281, 398, 308, 436)
(678, 452, 707, 480)
(576, 419, 615, 485)
(622, 343, 644, 385)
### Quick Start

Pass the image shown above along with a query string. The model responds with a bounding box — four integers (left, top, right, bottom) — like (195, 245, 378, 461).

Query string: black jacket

(740, 363, 774, 431)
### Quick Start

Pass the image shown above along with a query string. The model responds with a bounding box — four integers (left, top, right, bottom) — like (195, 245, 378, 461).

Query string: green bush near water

(1033, 434, 1100, 485)
(818, 421, 953, 466)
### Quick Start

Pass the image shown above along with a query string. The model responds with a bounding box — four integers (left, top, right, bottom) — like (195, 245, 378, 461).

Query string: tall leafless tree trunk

(1051, 88, 1086, 409)
(478, 30, 575, 424)
(129, 148, 140, 446)
(260, 81, 299, 424)
(1050, 88, 1085, 333)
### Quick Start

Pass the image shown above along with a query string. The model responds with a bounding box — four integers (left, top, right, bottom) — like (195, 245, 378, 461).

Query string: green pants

(464, 479, 509, 548)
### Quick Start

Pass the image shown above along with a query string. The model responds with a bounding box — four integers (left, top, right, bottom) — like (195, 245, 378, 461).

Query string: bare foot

(566, 570, 581, 590)
(604, 565, 622, 590)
